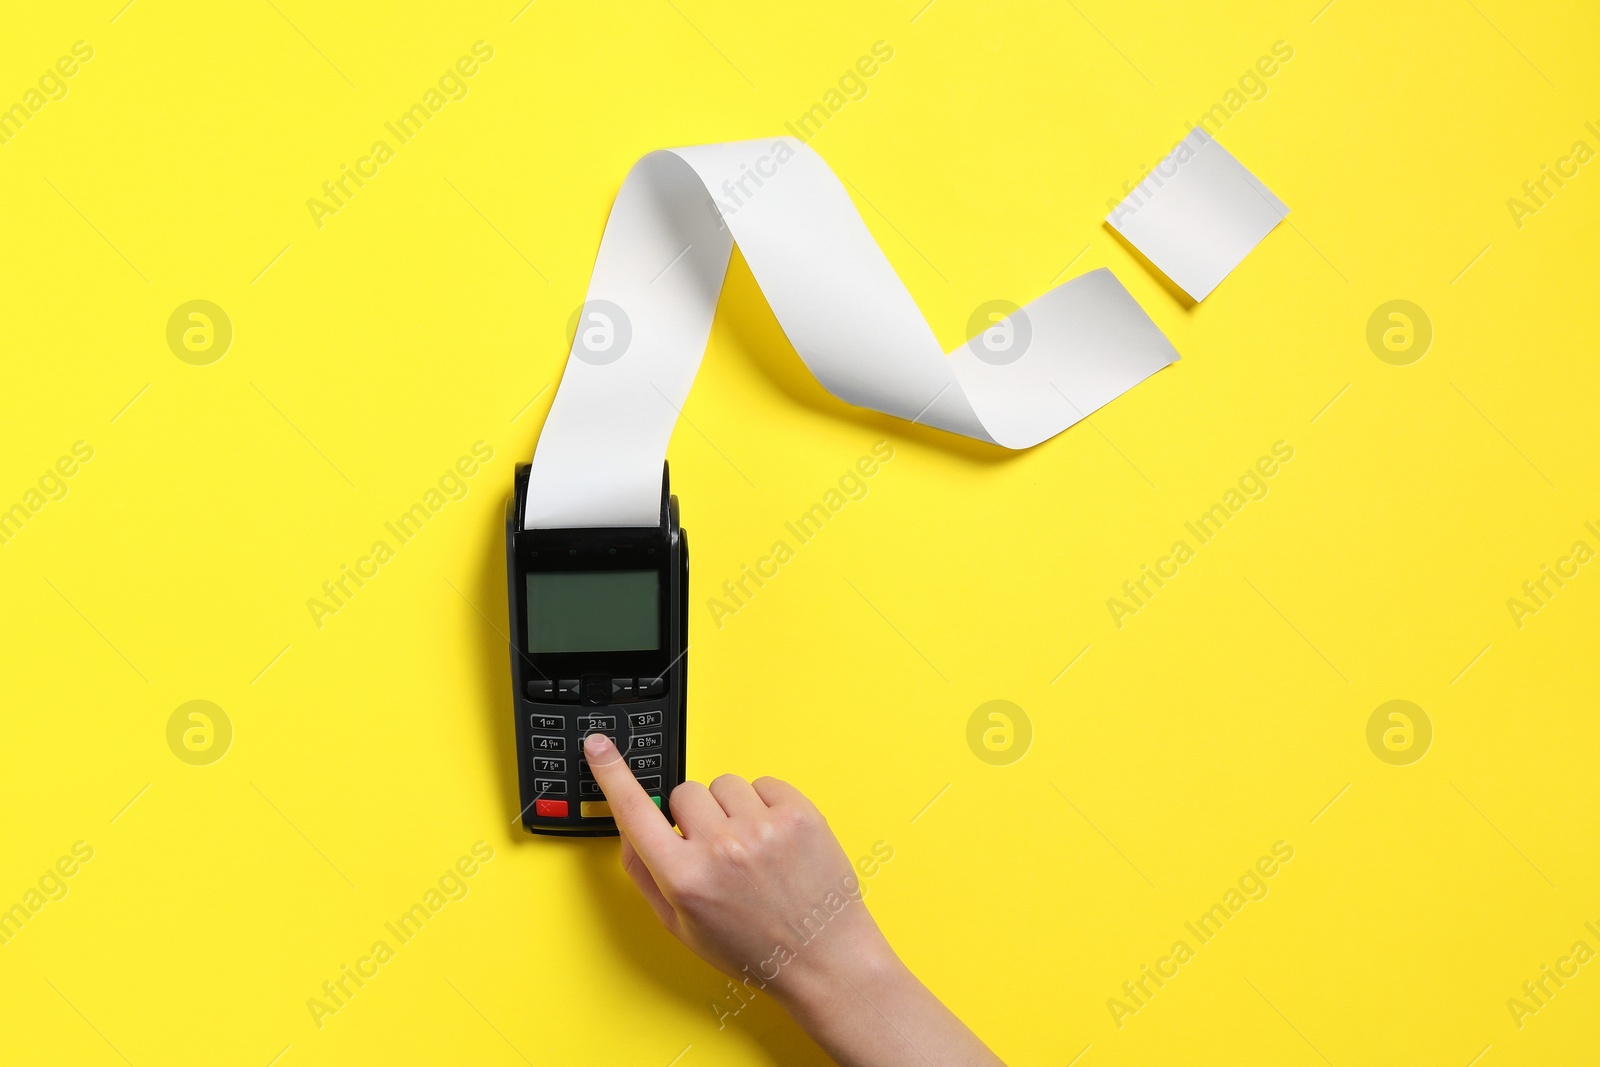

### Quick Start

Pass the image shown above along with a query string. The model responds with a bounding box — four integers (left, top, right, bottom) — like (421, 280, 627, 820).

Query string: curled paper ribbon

(525, 137, 1180, 529)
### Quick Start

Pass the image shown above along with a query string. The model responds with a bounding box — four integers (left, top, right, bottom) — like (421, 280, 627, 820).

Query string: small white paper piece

(527, 137, 1183, 529)
(1106, 129, 1288, 302)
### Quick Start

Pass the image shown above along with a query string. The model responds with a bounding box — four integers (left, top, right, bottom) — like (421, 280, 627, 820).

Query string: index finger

(584, 733, 681, 864)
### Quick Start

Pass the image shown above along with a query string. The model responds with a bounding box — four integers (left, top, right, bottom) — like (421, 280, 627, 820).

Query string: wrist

(772, 931, 909, 1026)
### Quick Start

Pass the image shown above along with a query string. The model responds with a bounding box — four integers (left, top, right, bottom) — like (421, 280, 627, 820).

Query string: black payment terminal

(506, 462, 687, 836)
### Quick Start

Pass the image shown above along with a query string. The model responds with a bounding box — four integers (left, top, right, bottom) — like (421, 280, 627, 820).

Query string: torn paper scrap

(1107, 128, 1288, 301)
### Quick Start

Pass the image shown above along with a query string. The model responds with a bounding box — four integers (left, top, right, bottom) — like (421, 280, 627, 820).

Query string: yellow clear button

(580, 797, 661, 818)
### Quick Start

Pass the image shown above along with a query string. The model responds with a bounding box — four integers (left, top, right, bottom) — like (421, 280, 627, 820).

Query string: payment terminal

(505, 462, 687, 836)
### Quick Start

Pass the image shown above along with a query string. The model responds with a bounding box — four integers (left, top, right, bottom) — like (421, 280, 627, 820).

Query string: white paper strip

(526, 137, 1182, 529)
(1106, 128, 1288, 302)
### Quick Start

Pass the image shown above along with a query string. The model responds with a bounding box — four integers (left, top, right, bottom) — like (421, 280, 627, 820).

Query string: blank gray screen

(527, 570, 660, 652)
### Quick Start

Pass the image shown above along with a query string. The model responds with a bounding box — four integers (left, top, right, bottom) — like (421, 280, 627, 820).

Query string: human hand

(583, 732, 1003, 1065)
(582, 732, 892, 1000)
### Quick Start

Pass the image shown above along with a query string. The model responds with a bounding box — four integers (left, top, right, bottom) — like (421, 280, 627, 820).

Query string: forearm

(777, 945, 1003, 1066)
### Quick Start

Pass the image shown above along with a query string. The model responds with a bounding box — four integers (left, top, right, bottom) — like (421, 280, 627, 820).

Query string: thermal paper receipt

(525, 137, 1182, 529)
(1106, 129, 1288, 302)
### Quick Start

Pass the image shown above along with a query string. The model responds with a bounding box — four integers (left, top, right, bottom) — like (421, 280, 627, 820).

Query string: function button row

(526, 676, 667, 705)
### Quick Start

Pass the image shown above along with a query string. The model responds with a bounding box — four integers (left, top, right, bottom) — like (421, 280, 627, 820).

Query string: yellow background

(2, 0, 1597, 1063)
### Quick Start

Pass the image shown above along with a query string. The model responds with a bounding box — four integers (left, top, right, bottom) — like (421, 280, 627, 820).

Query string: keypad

(522, 672, 673, 821)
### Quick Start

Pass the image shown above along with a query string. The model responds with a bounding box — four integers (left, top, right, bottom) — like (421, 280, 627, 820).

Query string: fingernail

(584, 732, 612, 755)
